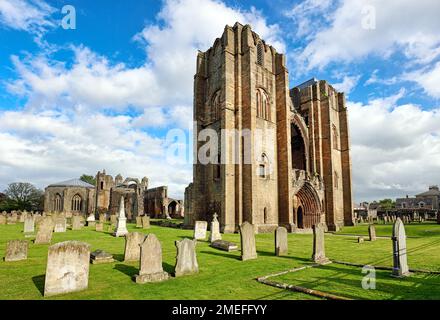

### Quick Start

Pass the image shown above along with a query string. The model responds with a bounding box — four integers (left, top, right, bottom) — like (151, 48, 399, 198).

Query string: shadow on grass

(113, 254, 124, 262)
(200, 250, 241, 260)
(114, 264, 137, 278)
(163, 262, 175, 275)
(32, 274, 45, 296)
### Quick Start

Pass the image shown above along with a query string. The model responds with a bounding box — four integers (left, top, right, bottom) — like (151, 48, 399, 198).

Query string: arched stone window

(332, 124, 339, 150)
(54, 194, 62, 212)
(71, 194, 82, 212)
(334, 171, 339, 189)
(419, 202, 425, 208)
(256, 89, 270, 121)
(212, 91, 221, 122)
(257, 42, 264, 66)
(258, 154, 269, 178)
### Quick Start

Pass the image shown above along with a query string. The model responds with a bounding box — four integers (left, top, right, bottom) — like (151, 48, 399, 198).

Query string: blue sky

(0, 0, 439, 202)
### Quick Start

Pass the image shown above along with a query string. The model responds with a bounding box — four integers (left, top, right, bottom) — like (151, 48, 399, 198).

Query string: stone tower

(95, 170, 114, 214)
(185, 23, 353, 233)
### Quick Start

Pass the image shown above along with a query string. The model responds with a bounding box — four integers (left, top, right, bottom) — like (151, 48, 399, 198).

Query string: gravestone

(86, 213, 95, 226)
(44, 241, 90, 297)
(239, 222, 257, 261)
(90, 250, 114, 264)
(34, 214, 42, 225)
(275, 226, 288, 256)
(54, 216, 67, 233)
(135, 234, 169, 283)
(174, 238, 199, 277)
(95, 222, 104, 232)
(99, 214, 106, 223)
(34, 217, 54, 244)
(19, 211, 27, 223)
(368, 224, 376, 241)
(110, 215, 117, 224)
(113, 196, 128, 237)
(312, 223, 330, 264)
(6, 215, 16, 225)
(23, 215, 35, 234)
(209, 213, 222, 243)
(193, 221, 208, 240)
(124, 232, 146, 261)
(392, 218, 410, 277)
(72, 215, 82, 230)
(0, 215, 5, 225)
(136, 216, 142, 228)
(4, 240, 28, 262)
(210, 240, 238, 252)
(358, 236, 364, 243)
(141, 215, 150, 229)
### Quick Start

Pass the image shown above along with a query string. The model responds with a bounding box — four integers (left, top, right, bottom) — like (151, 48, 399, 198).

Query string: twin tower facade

(184, 23, 353, 233)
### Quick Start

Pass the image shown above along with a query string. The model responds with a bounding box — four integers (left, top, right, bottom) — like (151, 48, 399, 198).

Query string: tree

(80, 174, 96, 186)
(3, 182, 44, 212)
(378, 198, 395, 210)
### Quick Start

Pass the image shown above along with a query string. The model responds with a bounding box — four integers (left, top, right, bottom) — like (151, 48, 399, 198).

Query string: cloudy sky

(0, 0, 439, 202)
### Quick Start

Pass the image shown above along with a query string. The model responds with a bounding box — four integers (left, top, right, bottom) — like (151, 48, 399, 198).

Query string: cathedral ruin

(184, 23, 354, 233)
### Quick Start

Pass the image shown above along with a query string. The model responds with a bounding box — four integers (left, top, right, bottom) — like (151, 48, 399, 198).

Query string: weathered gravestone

(90, 249, 114, 264)
(174, 238, 199, 277)
(392, 218, 410, 277)
(4, 240, 28, 262)
(113, 196, 128, 237)
(99, 214, 106, 223)
(141, 215, 150, 229)
(240, 222, 257, 261)
(6, 214, 16, 225)
(135, 234, 169, 283)
(210, 240, 238, 252)
(72, 215, 82, 230)
(23, 214, 35, 234)
(209, 213, 222, 243)
(312, 223, 330, 264)
(136, 216, 142, 228)
(44, 241, 90, 297)
(358, 236, 364, 243)
(19, 211, 27, 223)
(86, 213, 95, 227)
(95, 222, 104, 232)
(193, 221, 208, 240)
(124, 232, 145, 261)
(110, 215, 117, 224)
(0, 215, 6, 225)
(34, 217, 54, 244)
(54, 216, 67, 233)
(368, 224, 376, 241)
(275, 226, 288, 256)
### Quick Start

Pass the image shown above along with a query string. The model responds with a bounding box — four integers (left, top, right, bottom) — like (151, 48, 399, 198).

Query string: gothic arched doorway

(295, 182, 322, 229)
(168, 200, 177, 217)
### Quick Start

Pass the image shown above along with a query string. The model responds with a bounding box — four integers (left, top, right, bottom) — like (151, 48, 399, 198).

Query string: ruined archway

(291, 123, 307, 171)
(294, 182, 322, 229)
(168, 200, 178, 217)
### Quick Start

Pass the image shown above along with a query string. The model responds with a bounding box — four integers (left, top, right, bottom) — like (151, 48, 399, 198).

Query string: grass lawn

(0, 221, 440, 300)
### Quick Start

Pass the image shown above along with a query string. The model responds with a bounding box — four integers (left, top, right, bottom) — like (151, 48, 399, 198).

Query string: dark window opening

(291, 124, 306, 170)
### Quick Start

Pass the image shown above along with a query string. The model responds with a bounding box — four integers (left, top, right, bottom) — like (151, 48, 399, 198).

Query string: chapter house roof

(48, 178, 95, 188)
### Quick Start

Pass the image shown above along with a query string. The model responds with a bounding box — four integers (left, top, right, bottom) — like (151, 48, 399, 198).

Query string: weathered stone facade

(185, 23, 353, 233)
(144, 186, 184, 218)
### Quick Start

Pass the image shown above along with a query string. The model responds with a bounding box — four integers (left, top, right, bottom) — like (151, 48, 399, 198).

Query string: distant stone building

(184, 23, 353, 233)
(396, 186, 440, 210)
(44, 170, 183, 219)
(44, 179, 95, 217)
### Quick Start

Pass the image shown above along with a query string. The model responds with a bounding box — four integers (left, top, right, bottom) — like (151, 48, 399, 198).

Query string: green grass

(0, 222, 440, 300)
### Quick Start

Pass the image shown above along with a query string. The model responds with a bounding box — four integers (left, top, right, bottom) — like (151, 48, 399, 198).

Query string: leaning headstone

(392, 218, 410, 277)
(141, 215, 150, 229)
(90, 250, 114, 264)
(368, 224, 376, 241)
(136, 216, 142, 228)
(174, 238, 199, 277)
(23, 215, 35, 234)
(239, 221, 257, 261)
(0, 215, 6, 225)
(209, 213, 222, 243)
(275, 226, 288, 256)
(44, 241, 90, 297)
(210, 240, 238, 252)
(193, 221, 208, 240)
(34, 217, 54, 244)
(135, 234, 169, 283)
(312, 223, 330, 264)
(4, 240, 28, 262)
(53, 216, 67, 233)
(124, 232, 146, 261)
(113, 196, 128, 237)
(72, 215, 82, 230)
(95, 222, 104, 232)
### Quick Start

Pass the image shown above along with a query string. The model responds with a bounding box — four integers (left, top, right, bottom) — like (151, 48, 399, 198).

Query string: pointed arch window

(259, 153, 270, 178)
(212, 91, 221, 122)
(332, 124, 339, 150)
(54, 194, 62, 212)
(257, 42, 264, 66)
(256, 89, 270, 121)
(72, 194, 82, 212)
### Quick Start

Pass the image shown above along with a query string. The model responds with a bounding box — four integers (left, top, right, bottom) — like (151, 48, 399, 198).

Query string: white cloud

(295, 0, 440, 71)
(348, 90, 440, 202)
(0, 0, 56, 43)
(364, 69, 399, 86)
(404, 62, 440, 99)
(332, 74, 361, 94)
